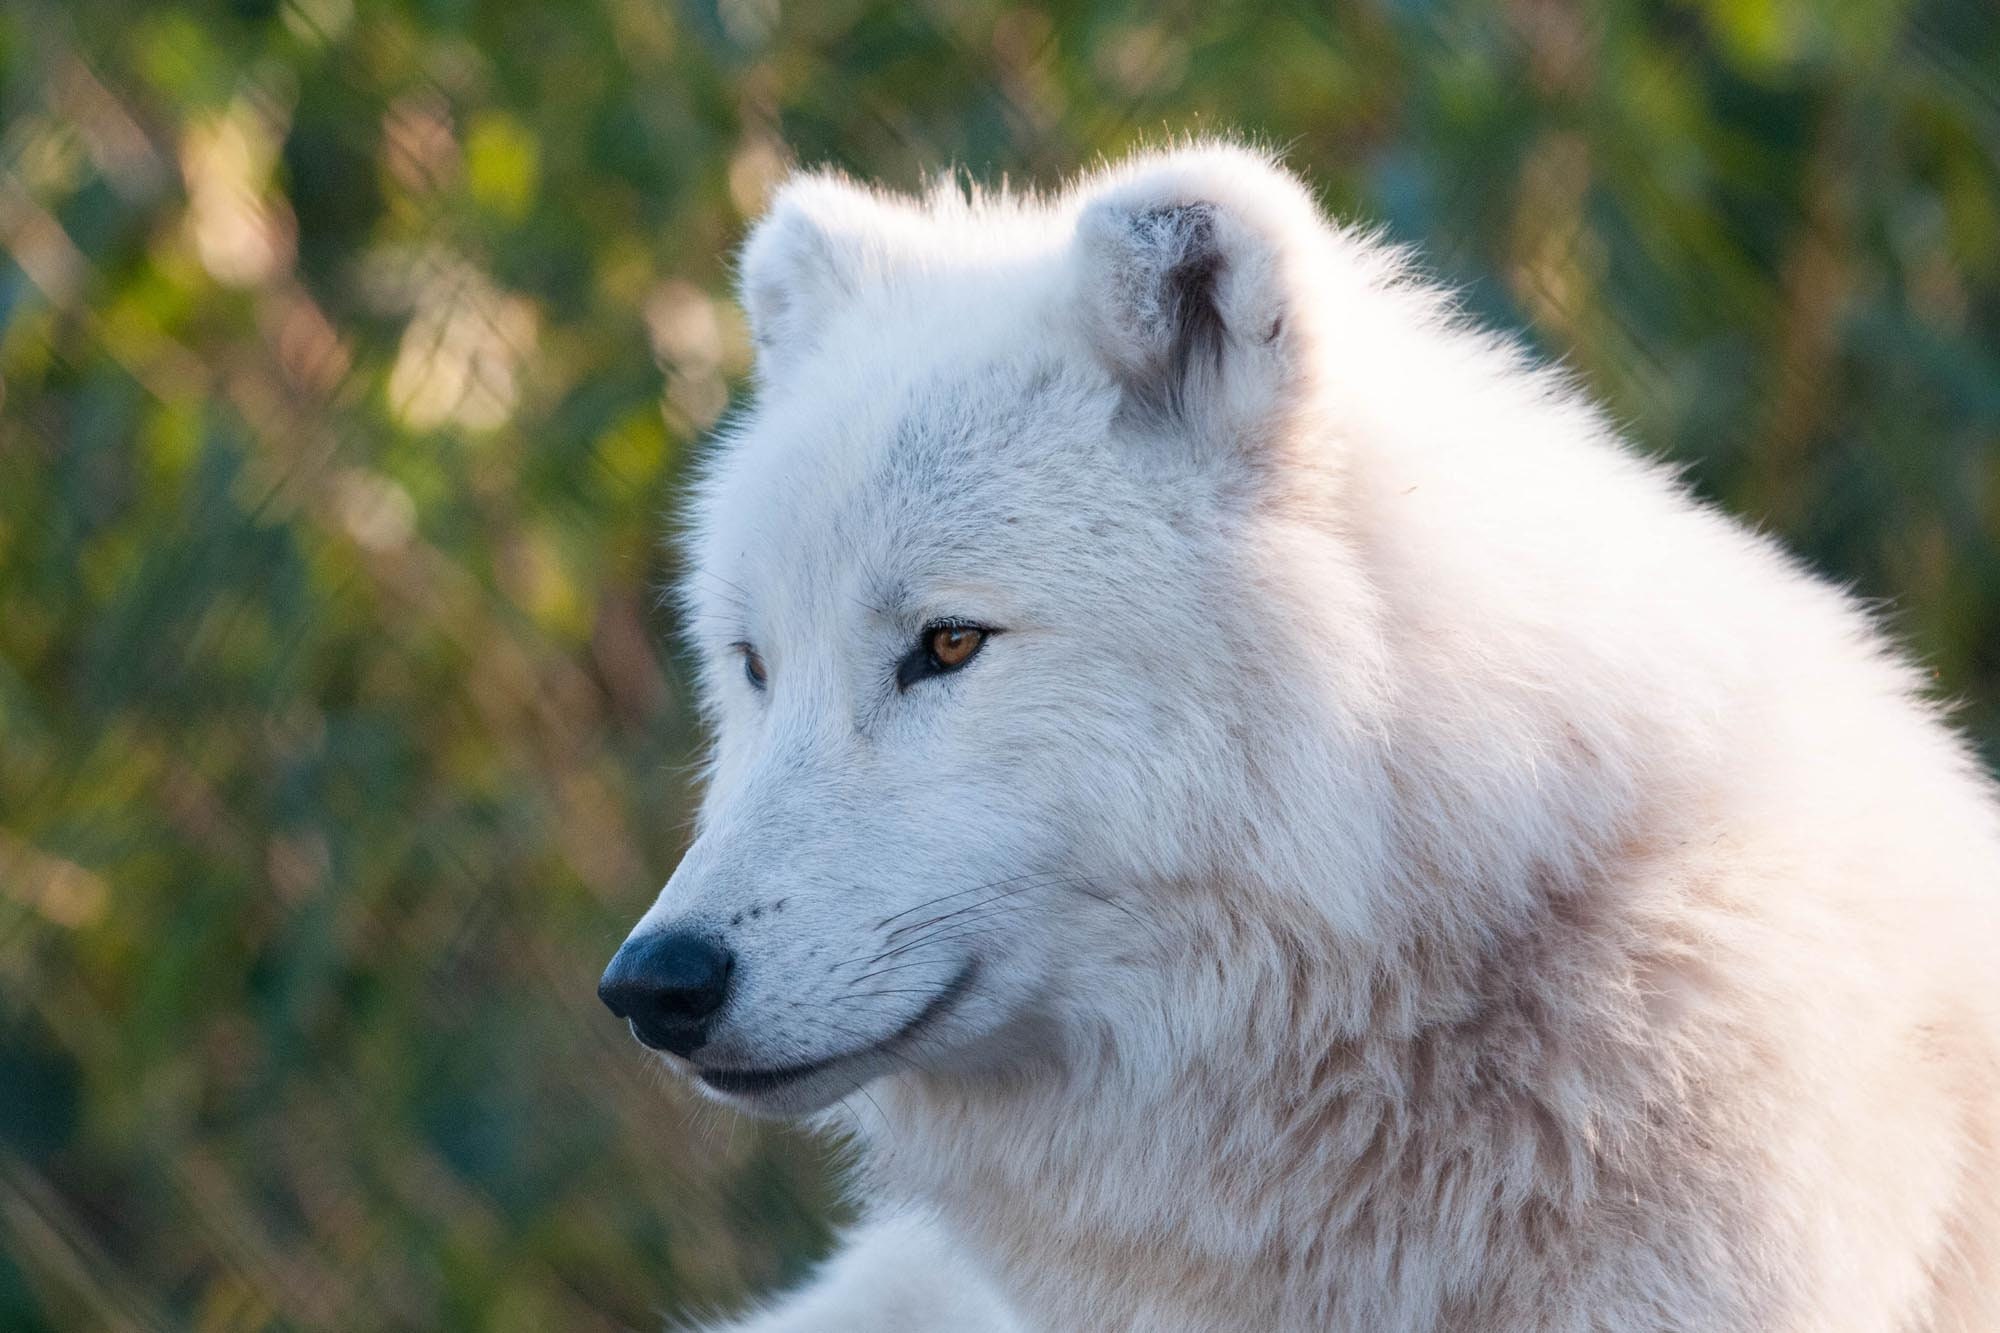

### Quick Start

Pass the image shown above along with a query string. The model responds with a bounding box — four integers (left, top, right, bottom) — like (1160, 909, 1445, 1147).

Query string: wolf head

(602, 145, 1416, 1117)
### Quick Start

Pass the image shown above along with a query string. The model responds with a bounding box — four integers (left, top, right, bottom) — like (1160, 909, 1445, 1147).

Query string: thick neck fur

(717, 153, 2000, 1331)
(834, 274, 1892, 1327)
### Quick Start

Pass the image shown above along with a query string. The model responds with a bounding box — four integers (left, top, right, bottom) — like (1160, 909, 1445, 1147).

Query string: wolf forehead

(690, 142, 1343, 620)
(694, 357, 1167, 604)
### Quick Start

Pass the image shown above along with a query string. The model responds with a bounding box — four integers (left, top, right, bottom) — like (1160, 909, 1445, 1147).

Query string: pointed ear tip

(741, 170, 934, 273)
(736, 171, 877, 297)
(737, 170, 939, 372)
(741, 171, 840, 249)
(735, 172, 851, 360)
(737, 183, 804, 269)
(1080, 147, 1328, 266)
(763, 166, 863, 211)
(1079, 143, 1319, 236)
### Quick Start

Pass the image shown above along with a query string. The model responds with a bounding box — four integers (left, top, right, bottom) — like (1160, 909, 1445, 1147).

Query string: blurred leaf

(1, 0, 1996, 1326)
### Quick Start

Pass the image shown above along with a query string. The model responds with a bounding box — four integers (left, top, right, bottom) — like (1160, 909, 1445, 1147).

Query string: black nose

(598, 931, 734, 1057)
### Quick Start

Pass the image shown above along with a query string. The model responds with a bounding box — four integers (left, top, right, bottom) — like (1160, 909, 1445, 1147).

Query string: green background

(3, 0, 1996, 1327)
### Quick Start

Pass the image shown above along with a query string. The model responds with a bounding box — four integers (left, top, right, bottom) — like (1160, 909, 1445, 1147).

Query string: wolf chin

(600, 143, 2000, 1331)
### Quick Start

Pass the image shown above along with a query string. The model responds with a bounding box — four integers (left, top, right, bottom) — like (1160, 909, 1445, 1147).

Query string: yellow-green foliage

(1, 0, 1996, 1328)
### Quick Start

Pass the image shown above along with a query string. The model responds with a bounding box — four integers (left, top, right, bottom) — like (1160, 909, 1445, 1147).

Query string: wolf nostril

(598, 931, 735, 1056)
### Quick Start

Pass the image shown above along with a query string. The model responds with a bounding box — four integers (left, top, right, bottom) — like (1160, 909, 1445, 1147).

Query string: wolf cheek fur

(605, 144, 2000, 1332)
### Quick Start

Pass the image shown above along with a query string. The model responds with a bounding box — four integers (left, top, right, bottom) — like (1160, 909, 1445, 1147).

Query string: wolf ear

(1071, 146, 1325, 441)
(737, 172, 927, 381)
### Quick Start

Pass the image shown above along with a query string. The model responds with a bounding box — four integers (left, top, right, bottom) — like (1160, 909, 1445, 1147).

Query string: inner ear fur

(1070, 144, 1326, 439)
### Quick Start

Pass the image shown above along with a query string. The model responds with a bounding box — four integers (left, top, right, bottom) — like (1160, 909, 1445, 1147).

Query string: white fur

(616, 143, 2000, 1331)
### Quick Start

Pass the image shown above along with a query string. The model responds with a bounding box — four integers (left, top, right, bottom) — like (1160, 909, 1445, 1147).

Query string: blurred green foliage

(1, 0, 1997, 1327)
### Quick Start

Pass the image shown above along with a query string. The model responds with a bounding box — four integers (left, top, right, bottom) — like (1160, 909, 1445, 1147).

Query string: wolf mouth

(696, 959, 981, 1096)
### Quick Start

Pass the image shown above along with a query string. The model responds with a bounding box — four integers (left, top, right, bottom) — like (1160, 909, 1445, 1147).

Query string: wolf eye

(930, 625, 984, 668)
(896, 622, 990, 690)
(734, 642, 767, 691)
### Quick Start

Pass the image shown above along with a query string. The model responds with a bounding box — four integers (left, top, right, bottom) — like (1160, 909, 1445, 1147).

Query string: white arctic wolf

(599, 143, 2000, 1331)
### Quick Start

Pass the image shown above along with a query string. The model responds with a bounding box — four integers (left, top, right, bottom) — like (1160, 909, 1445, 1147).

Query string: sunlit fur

(619, 142, 2000, 1331)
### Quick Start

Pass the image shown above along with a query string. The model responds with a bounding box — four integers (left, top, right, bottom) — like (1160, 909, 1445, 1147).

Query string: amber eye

(735, 643, 767, 691)
(896, 621, 993, 690)
(929, 625, 984, 669)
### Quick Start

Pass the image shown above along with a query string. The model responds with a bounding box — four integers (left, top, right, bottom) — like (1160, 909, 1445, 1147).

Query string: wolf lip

(697, 1060, 831, 1096)
(695, 960, 980, 1097)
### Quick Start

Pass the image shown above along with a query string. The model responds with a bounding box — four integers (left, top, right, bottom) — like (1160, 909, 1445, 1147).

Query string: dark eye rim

(732, 641, 767, 691)
(896, 620, 995, 692)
